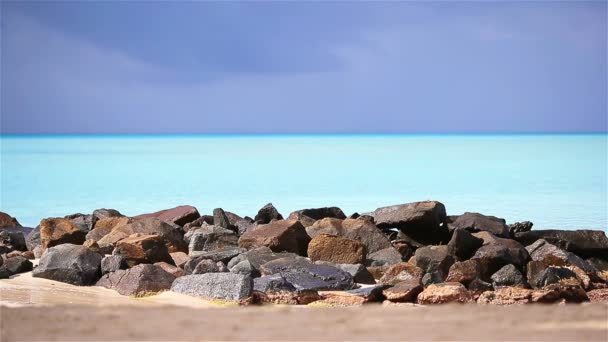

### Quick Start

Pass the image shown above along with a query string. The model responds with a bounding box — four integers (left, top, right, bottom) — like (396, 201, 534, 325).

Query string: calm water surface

(1, 134, 606, 230)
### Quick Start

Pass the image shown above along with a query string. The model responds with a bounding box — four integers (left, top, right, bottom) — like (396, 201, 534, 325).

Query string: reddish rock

(170, 252, 189, 268)
(97, 217, 187, 253)
(306, 218, 391, 254)
(379, 262, 424, 285)
(0, 212, 21, 228)
(586, 288, 608, 303)
(307, 234, 366, 264)
(87, 217, 133, 242)
(83, 239, 101, 253)
(445, 260, 482, 285)
(40, 218, 86, 251)
(113, 234, 174, 267)
(417, 282, 473, 304)
(383, 280, 423, 302)
(477, 287, 533, 305)
(154, 261, 185, 277)
(238, 220, 310, 255)
(135, 205, 200, 227)
(287, 207, 346, 227)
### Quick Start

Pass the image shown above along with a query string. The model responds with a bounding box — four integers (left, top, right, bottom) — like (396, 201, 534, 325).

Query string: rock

(508, 221, 533, 235)
(227, 247, 298, 277)
(514, 229, 608, 259)
(0, 256, 33, 276)
(468, 278, 494, 294)
(477, 287, 533, 305)
(171, 273, 253, 301)
(135, 205, 200, 227)
(417, 282, 473, 304)
(306, 218, 392, 254)
(64, 213, 97, 232)
(101, 255, 121, 275)
(235, 219, 255, 236)
(170, 252, 189, 268)
(82, 239, 101, 253)
(188, 225, 238, 254)
(86, 217, 133, 243)
(586, 257, 608, 272)
(238, 220, 310, 255)
(96, 264, 176, 296)
(254, 203, 283, 224)
(586, 288, 608, 303)
(445, 260, 482, 286)
(525, 239, 594, 272)
(33, 246, 44, 259)
(183, 216, 215, 231)
(379, 262, 424, 285)
(33, 244, 102, 285)
(372, 201, 449, 245)
(40, 218, 86, 251)
(0, 211, 21, 228)
(287, 207, 346, 227)
(260, 256, 355, 291)
(314, 262, 376, 284)
(212, 208, 232, 230)
(383, 279, 423, 302)
(366, 247, 403, 267)
(414, 245, 455, 282)
(447, 229, 483, 261)
(185, 247, 244, 273)
(6, 250, 33, 260)
(317, 286, 387, 306)
(422, 271, 445, 286)
(97, 217, 186, 253)
(307, 234, 366, 264)
(531, 282, 589, 303)
(471, 231, 530, 278)
(391, 240, 416, 261)
(0, 229, 27, 253)
(527, 264, 579, 289)
(566, 266, 592, 290)
(25, 226, 41, 251)
(349, 213, 360, 219)
(224, 211, 246, 228)
(192, 259, 220, 274)
(490, 264, 525, 288)
(113, 234, 174, 268)
(92, 208, 123, 221)
(451, 212, 510, 238)
(253, 274, 321, 305)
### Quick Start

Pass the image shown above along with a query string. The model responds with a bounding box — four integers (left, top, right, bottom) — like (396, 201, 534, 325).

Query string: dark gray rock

(372, 201, 449, 245)
(96, 264, 176, 297)
(526, 239, 594, 272)
(514, 229, 608, 259)
(451, 212, 510, 238)
(366, 247, 403, 267)
(528, 265, 578, 288)
(254, 203, 283, 224)
(0, 256, 33, 275)
(32, 244, 102, 285)
(192, 259, 220, 274)
(468, 278, 493, 294)
(171, 273, 253, 301)
(213, 208, 232, 230)
(187, 225, 238, 254)
(227, 247, 299, 277)
(185, 247, 244, 273)
(260, 256, 355, 291)
(64, 213, 97, 232)
(315, 262, 375, 284)
(25, 226, 41, 251)
(287, 207, 346, 227)
(101, 255, 121, 275)
(253, 274, 296, 293)
(471, 232, 530, 278)
(586, 257, 608, 272)
(414, 245, 455, 281)
(92, 208, 123, 221)
(508, 221, 533, 235)
(0, 229, 27, 253)
(490, 264, 525, 288)
(422, 271, 445, 286)
(447, 229, 483, 261)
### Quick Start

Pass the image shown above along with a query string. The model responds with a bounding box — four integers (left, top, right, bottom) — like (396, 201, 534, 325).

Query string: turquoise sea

(0, 134, 606, 230)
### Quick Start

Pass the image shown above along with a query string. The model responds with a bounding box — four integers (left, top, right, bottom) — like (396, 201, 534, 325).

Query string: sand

(2, 272, 608, 341)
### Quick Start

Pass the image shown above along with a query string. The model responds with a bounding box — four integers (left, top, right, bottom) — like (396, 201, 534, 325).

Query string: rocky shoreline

(1, 201, 607, 306)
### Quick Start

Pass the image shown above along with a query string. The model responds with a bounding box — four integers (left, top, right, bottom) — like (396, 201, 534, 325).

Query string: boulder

(97, 217, 186, 253)
(154, 262, 185, 277)
(490, 264, 525, 288)
(477, 287, 533, 305)
(0, 229, 27, 253)
(64, 213, 96, 232)
(171, 273, 253, 301)
(33, 244, 102, 285)
(391, 240, 416, 261)
(238, 220, 310, 255)
(135, 205, 200, 227)
(187, 225, 238, 254)
(212, 208, 232, 230)
(508, 221, 533, 235)
(417, 282, 473, 304)
(191, 259, 220, 274)
(307, 234, 366, 264)
(92, 208, 123, 221)
(25, 227, 41, 252)
(185, 247, 244, 273)
(525, 239, 594, 272)
(254, 203, 283, 224)
(527, 263, 579, 289)
(306, 218, 392, 254)
(96, 264, 176, 296)
(447, 229, 483, 261)
(514, 229, 608, 259)
(113, 234, 174, 267)
(383, 279, 423, 302)
(183, 216, 214, 231)
(531, 282, 589, 303)
(287, 207, 346, 227)
(372, 201, 449, 245)
(82, 239, 101, 253)
(101, 255, 121, 275)
(40, 218, 86, 250)
(0, 211, 21, 228)
(86, 217, 133, 242)
(314, 262, 375, 284)
(0, 256, 33, 276)
(378, 262, 424, 285)
(414, 245, 455, 282)
(227, 247, 298, 277)
(260, 256, 355, 291)
(253, 274, 321, 305)
(445, 260, 482, 286)
(366, 247, 403, 267)
(471, 231, 529, 278)
(451, 212, 510, 238)
(170, 252, 190, 268)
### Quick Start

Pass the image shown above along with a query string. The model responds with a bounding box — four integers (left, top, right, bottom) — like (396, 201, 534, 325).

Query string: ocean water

(0, 134, 606, 231)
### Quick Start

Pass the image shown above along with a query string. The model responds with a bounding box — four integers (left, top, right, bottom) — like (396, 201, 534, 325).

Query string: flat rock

(260, 257, 355, 291)
(383, 279, 423, 302)
(96, 264, 176, 297)
(135, 205, 200, 227)
(451, 212, 510, 238)
(417, 282, 473, 304)
(307, 234, 366, 264)
(171, 273, 253, 301)
(33, 244, 102, 285)
(287, 207, 346, 227)
(113, 234, 174, 267)
(514, 229, 608, 259)
(40, 218, 86, 251)
(372, 201, 449, 245)
(238, 220, 310, 255)
(97, 217, 187, 253)
(314, 262, 376, 284)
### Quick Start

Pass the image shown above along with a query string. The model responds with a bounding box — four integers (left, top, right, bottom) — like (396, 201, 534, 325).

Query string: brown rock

(306, 218, 391, 254)
(87, 217, 133, 242)
(113, 234, 174, 267)
(40, 218, 86, 251)
(0, 212, 21, 228)
(97, 217, 187, 253)
(135, 205, 200, 226)
(96, 264, 176, 297)
(170, 252, 189, 268)
(531, 280, 589, 303)
(83, 239, 101, 253)
(446, 260, 482, 285)
(477, 287, 533, 305)
(367, 266, 389, 280)
(154, 261, 185, 277)
(307, 234, 366, 264)
(379, 262, 424, 285)
(417, 282, 473, 304)
(383, 280, 423, 302)
(287, 207, 346, 227)
(255, 291, 321, 305)
(373, 201, 449, 245)
(238, 220, 310, 255)
(315, 286, 385, 306)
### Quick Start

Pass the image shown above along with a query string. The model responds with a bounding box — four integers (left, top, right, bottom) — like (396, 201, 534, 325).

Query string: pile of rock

(1, 201, 607, 306)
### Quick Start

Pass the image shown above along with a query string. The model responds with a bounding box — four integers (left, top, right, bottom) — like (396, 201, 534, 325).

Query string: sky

(1, 1, 606, 134)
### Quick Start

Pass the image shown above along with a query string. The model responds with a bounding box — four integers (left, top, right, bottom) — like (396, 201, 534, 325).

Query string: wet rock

(366, 247, 403, 267)
(238, 220, 310, 255)
(185, 247, 244, 273)
(97, 217, 187, 253)
(170, 252, 189, 268)
(0, 211, 21, 228)
(508, 221, 533, 235)
(260, 256, 355, 291)
(372, 201, 449, 245)
(379, 262, 424, 285)
(471, 231, 529, 278)
(0, 256, 33, 276)
(417, 282, 473, 304)
(306, 218, 392, 254)
(451, 212, 509, 238)
(64, 213, 97, 232)
(314, 262, 376, 284)
(414, 245, 455, 282)
(113, 234, 174, 268)
(287, 207, 346, 227)
(586, 288, 608, 303)
(383, 279, 423, 302)
(135, 205, 200, 227)
(307, 234, 366, 264)
(92, 208, 123, 221)
(171, 273, 253, 301)
(188, 225, 238, 254)
(525, 239, 594, 272)
(86, 217, 133, 242)
(40, 218, 87, 251)
(0, 229, 27, 253)
(191, 259, 220, 274)
(445, 260, 482, 286)
(96, 264, 176, 296)
(447, 229, 483, 261)
(477, 287, 533, 305)
(33, 244, 102, 285)
(514, 229, 608, 259)
(254, 203, 283, 224)
(101, 255, 121, 275)
(490, 264, 525, 288)
(227, 247, 298, 277)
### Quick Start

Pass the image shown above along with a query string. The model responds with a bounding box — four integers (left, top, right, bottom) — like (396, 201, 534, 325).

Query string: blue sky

(1, 1, 606, 134)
